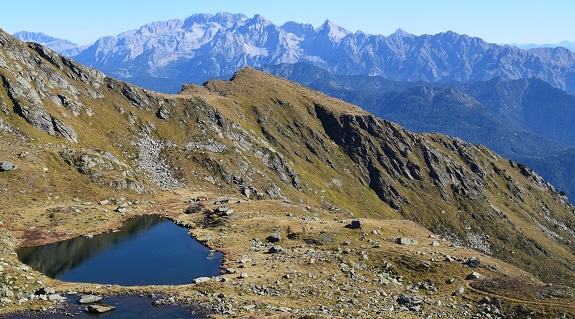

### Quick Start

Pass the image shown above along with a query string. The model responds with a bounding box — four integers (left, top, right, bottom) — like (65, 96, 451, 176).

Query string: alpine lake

(12, 214, 223, 318)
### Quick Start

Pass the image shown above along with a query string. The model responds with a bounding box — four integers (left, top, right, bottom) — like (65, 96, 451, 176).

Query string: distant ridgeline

(14, 13, 575, 94)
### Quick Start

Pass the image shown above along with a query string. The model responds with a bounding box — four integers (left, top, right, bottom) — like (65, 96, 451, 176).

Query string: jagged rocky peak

(316, 19, 351, 41)
(389, 28, 412, 38)
(281, 21, 315, 38)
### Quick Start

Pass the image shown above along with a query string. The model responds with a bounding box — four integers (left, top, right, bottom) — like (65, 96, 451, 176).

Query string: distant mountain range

(261, 62, 575, 198)
(13, 13, 575, 93)
(12, 31, 79, 53)
(513, 41, 575, 52)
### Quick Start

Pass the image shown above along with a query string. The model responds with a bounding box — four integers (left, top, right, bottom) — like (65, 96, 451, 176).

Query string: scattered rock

(192, 277, 211, 284)
(268, 246, 283, 254)
(396, 293, 422, 309)
(79, 295, 102, 304)
(98, 200, 109, 205)
(466, 271, 482, 280)
(214, 198, 229, 205)
(0, 161, 16, 172)
(397, 237, 418, 245)
(0, 287, 14, 298)
(35, 287, 55, 295)
(223, 268, 237, 274)
(266, 233, 281, 243)
(115, 207, 130, 213)
(86, 304, 116, 314)
(453, 287, 465, 296)
(48, 294, 65, 301)
(156, 108, 170, 121)
(242, 304, 256, 311)
(431, 240, 441, 247)
(465, 257, 481, 268)
(345, 219, 362, 230)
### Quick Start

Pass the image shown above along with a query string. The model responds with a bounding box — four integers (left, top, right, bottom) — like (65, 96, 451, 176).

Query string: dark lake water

(17, 215, 223, 286)
(6, 295, 206, 318)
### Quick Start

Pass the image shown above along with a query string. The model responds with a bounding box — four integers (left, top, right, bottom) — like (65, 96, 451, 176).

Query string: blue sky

(1, 0, 573, 45)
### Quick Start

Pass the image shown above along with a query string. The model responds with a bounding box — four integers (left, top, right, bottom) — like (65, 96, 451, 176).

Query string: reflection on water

(17, 215, 223, 286)
(6, 295, 207, 318)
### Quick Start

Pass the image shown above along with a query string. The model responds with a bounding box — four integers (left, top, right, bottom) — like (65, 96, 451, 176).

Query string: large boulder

(0, 161, 16, 172)
(397, 237, 418, 246)
(345, 219, 362, 229)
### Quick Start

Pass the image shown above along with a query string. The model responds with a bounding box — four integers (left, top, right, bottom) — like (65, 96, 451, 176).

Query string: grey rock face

(157, 108, 170, 120)
(15, 105, 55, 136)
(52, 117, 78, 143)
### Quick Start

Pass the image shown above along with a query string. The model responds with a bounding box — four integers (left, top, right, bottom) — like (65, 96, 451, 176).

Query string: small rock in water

(86, 304, 116, 314)
(79, 294, 102, 304)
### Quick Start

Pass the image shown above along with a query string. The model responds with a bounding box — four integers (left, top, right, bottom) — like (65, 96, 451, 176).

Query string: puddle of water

(17, 215, 223, 286)
(5, 295, 207, 318)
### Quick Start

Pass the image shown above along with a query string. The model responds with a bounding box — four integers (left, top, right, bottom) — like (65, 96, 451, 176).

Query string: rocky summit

(2, 29, 575, 318)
